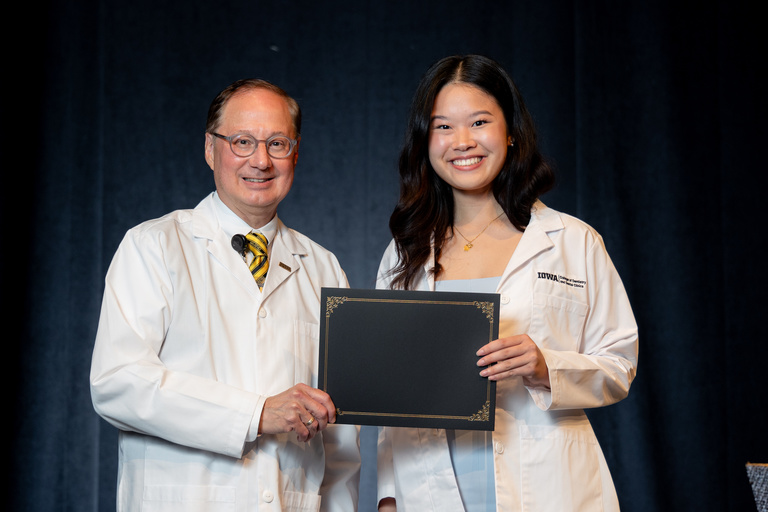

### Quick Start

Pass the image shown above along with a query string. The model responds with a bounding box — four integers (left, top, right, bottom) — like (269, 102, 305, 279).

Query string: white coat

(376, 203, 638, 511)
(90, 193, 360, 512)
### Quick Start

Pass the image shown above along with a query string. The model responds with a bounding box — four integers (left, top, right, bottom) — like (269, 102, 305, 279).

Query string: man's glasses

(211, 132, 298, 159)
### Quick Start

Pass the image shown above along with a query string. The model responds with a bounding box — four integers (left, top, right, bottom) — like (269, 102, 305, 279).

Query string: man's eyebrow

(231, 129, 296, 138)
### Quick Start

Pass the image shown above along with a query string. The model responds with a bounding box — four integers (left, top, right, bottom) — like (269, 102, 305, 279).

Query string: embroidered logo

(537, 272, 586, 289)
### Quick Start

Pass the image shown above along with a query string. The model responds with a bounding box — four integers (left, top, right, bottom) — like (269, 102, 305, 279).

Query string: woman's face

(428, 82, 510, 198)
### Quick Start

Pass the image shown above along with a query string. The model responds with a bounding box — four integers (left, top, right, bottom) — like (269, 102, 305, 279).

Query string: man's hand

(259, 383, 337, 442)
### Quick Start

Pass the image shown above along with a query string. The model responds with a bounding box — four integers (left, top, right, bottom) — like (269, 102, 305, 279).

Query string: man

(90, 79, 360, 511)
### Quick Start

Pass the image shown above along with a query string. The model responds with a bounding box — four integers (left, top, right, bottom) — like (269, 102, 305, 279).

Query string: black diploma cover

(319, 287, 499, 430)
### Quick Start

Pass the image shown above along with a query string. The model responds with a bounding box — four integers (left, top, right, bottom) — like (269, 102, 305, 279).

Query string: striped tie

(245, 232, 269, 289)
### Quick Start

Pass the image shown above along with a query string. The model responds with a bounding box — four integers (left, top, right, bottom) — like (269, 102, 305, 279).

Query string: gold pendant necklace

(454, 212, 504, 251)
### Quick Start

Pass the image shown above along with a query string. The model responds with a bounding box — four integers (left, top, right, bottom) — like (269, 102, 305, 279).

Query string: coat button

(500, 295, 510, 304)
(495, 442, 505, 454)
(259, 308, 267, 318)
(262, 490, 274, 503)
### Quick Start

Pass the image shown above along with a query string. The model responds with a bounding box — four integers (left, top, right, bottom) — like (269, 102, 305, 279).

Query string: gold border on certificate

(320, 289, 499, 429)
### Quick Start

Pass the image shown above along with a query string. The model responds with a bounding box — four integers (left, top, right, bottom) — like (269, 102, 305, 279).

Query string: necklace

(453, 212, 505, 251)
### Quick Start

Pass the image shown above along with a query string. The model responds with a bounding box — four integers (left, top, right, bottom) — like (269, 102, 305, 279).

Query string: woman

(376, 55, 638, 511)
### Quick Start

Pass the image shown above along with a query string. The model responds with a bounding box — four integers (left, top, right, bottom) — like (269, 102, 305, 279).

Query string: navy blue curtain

(5, 1, 766, 510)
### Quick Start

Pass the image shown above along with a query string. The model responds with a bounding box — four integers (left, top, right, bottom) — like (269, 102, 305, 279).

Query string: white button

(259, 308, 267, 318)
(500, 295, 510, 304)
(262, 490, 274, 503)
(495, 442, 505, 454)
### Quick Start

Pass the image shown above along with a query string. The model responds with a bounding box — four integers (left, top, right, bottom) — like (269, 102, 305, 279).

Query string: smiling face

(205, 87, 299, 228)
(428, 82, 510, 199)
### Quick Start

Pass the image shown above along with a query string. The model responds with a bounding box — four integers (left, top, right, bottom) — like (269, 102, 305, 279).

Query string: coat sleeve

(319, 423, 361, 511)
(528, 232, 638, 411)
(89, 227, 262, 458)
(376, 425, 397, 503)
(373, 241, 399, 503)
(317, 258, 362, 511)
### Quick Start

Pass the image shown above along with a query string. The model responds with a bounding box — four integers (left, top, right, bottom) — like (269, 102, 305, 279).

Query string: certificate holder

(319, 287, 499, 430)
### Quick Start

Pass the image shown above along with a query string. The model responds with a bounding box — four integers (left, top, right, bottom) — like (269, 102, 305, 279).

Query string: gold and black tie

(245, 232, 269, 290)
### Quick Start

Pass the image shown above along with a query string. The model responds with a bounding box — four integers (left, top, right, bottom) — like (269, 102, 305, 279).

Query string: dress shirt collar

(211, 192, 279, 247)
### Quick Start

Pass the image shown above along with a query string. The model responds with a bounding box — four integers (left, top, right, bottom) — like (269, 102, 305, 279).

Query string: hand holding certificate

(319, 287, 499, 430)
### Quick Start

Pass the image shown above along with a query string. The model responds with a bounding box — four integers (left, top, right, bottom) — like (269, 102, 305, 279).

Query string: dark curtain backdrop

(4, 1, 766, 511)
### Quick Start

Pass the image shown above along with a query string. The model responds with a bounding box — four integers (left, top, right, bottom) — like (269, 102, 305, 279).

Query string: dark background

(5, 1, 767, 510)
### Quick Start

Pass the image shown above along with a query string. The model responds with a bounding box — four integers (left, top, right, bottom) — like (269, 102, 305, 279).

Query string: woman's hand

(476, 334, 551, 389)
(378, 497, 397, 511)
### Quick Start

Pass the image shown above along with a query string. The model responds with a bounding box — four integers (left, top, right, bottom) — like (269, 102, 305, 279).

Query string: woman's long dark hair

(388, 55, 555, 290)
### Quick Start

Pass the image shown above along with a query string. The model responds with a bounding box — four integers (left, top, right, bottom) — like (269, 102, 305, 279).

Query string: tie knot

(244, 232, 269, 289)
(245, 232, 268, 255)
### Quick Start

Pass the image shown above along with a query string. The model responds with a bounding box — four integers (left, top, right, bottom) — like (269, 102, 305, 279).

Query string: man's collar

(212, 191, 278, 243)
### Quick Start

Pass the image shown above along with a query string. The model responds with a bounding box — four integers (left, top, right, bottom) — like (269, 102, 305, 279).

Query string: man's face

(205, 88, 299, 227)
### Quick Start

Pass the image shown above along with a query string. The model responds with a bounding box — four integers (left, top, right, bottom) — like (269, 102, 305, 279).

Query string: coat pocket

(519, 424, 603, 511)
(531, 293, 588, 351)
(142, 485, 236, 512)
(283, 490, 322, 512)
